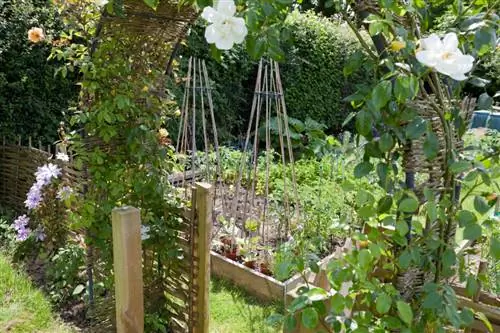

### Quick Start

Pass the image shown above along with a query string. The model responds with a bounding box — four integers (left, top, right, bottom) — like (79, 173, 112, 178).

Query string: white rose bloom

(202, 0, 248, 50)
(94, 0, 109, 7)
(56, 152, 69, 162)
(416, 32, 474, 81)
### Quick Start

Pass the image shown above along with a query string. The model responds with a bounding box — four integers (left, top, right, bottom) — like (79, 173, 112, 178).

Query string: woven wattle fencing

(0, 138, 53, 212)
(144, 184, 211, 333)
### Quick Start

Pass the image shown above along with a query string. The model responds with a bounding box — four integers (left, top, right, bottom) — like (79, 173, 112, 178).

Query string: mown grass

(209, 278, 282, 333)
(0, 252, 74, 333)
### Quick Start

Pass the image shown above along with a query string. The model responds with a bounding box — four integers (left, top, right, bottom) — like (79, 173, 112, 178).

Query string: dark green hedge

(280, 11, 364, 134)
(171, 11, 364, 144)
(0, 0, 77, 144)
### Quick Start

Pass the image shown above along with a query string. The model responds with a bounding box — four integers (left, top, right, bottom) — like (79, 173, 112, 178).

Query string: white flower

(56, 186, 73, 201)
(202, 0, 248, 50)
(56, 152, 69, 162)
(94, 0, 108, 7)
(141, 225, 150, 241)
(416, 32, 474, 81)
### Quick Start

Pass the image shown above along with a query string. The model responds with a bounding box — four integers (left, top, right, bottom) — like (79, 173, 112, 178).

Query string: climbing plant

(182, 0, 499, 331)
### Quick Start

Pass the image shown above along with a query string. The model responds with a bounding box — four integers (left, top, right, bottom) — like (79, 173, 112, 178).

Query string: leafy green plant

(44, 242, 86, 305)
(259, 116, 340, 159)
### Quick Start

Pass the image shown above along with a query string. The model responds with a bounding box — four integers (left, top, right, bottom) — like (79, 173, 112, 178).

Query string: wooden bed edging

(210, 251, 338, 303)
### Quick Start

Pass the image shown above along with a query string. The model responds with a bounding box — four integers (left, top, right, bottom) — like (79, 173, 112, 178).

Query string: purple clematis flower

(35, 163, 62, 186)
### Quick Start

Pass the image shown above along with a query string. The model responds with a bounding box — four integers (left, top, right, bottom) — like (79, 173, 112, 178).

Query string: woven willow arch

(82, 2, 200, 332)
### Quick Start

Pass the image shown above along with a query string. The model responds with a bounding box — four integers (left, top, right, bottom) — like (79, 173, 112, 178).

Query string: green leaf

(301, 308, 319, 329)
(246, 35, 266, 60)
(399, 250, 412, 269)
(379, 133, 394, 152)
(356, 110, 373, 136)
(368, 21, 383, 35)
(344, 51, 365, 77)
(490, 237, 500, 260)
(422, 291, 442, 309)
(474, 27, 496, 56)
(330, 293, 345, 314)
(457, 210, 477, 227)
(460, 308, 474, 326)
(476, 312, 493, 332)
(376, 293, 392, 314)
(143, 0, 159, 9)
(405, 117, 427, 140)
(354, 161, 373, 178)
(377, 196, 393, 214)
(396, 220, 409, 236)
(463, 223, 482, 241)
(285, 315, 297, 331)
(398, 197, 419, 213)
(394, 75, 419, 103)
(372, 81, 392, 110)
(358, 205, 376, 219)
(358, 249, 372, 268)
(477, 92, 493, 110)
(423, 130, 439, 160)
(449, 161, 472, 174)
(266, 313, 285, 326)
(474, 196, 491, 214)
(465, 275, 478, 297)
(307, 288, 329, 302)
(396, 301, 413, 326)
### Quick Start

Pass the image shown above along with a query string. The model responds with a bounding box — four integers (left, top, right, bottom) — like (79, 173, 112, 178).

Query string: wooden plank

(112, 207, 144, 333)
(211, 251, 285, 302)
(211, 250, 337, 304)
(194, 182, 212, 333)
(457, 295, 500, 325)
(453, 285, 500, 307)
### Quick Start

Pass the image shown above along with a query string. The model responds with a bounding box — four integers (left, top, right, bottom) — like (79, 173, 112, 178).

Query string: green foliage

(44, 243, 86, 305)
(0, 0, 77, 144)
(258, 116, 340, 159)
(280, 11, 367, 134)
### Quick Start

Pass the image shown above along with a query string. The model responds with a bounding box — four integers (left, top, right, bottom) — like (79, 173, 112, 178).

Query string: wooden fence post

(195, 182, 212, 333)
(112, 206, 144, 333)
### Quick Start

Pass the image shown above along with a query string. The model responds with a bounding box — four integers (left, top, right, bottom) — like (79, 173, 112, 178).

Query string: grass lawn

(0, 253, 74, 333)
(210, 278, 282, 333)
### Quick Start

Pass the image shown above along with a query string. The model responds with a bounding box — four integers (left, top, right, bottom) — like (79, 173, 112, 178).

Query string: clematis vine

(13, 215, 31, 242)
(416, 32, 474, 81)
(35, 163, 62, 186)
(202, 0, 248, 50)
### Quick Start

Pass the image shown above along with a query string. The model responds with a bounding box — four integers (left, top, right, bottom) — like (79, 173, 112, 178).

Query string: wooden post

(112, 207, 144, 333)
(195, 183, 212, 333)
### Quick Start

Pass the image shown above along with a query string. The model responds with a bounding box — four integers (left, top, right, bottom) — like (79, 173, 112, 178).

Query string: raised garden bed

(210, 250, 338, 303)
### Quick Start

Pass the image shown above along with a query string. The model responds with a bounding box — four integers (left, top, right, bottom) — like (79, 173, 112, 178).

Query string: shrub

(280, 11, 365, 134)
(0, 0, 77, 144)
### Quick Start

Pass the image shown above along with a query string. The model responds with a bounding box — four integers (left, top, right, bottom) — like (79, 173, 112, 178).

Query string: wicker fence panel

(0, 142, 52, 212)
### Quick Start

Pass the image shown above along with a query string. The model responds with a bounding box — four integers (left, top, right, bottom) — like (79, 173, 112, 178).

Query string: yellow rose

(158, 129, 169, 138)
(28, 27, 45, 43)
(390, 40, 406, 52)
